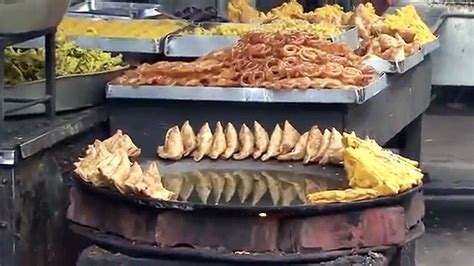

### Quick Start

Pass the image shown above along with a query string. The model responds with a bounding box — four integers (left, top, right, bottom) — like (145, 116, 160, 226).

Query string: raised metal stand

(0, 27, 57, 130)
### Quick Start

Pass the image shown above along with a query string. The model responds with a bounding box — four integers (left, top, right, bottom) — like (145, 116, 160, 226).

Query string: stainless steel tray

(164, 25, 359, 57)
(68, 2, 163, 19)
(422, 38, 440, 56)
(106, 74, 388, 104)
(17, 35, 163, 54)
(364, 51, 425, 74)
(4, 66, 128, 116)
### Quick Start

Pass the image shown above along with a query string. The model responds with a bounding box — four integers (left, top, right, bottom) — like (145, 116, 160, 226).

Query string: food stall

(0, 1, 437, 265)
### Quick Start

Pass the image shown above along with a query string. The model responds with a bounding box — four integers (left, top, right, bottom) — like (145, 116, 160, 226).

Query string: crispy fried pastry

(209, 122, 227, 160)
(158, 126, 185, 160)
(278, 132, 309, 161)
(253, 121, 270, 159)
(261, 124, 283, 161)
(221, 122, 239, 160)
(193, 123, 213, 161)
(279, 121, 301, 155)
(181, 121, 197, 157)
(303, 126, 323, 164)
(233, 124, 255, 160)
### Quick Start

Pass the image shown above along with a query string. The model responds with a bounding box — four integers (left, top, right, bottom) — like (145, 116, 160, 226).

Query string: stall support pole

(45, 31, 56, 119)
(400, 114, 423, 162)
(0, 38, 5, 131)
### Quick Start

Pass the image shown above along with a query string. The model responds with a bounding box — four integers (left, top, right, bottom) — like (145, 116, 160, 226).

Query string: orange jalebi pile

(113, 32, 377, 90)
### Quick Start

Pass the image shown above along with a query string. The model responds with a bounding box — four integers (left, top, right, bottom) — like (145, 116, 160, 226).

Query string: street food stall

(0, 0, 438, 265)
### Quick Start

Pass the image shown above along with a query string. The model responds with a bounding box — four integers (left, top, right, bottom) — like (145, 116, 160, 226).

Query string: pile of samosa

(73, 130, 175, 200)
(158, 120, 344, 165)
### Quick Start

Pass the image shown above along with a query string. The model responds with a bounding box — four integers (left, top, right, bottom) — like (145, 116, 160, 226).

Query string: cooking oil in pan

(160, 170, 345, 207)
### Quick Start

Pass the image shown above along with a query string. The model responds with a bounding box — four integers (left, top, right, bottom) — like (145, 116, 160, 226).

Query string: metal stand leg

(0, 39, 5, 132)
(400, 114, 423, 162)
(45, 31, 56, 119)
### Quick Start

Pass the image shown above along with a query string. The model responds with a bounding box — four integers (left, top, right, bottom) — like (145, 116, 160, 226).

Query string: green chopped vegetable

(4, 37, 123, 85)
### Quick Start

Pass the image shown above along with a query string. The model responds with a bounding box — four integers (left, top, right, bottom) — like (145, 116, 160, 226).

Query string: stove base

(77, 246, 390, 266)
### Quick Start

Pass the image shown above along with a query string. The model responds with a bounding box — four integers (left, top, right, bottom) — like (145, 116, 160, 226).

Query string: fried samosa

(157, 126, 185, 160)
(193, 123, 213, 162)
(103, 130, 141, 158)
(261, 124, 283, 161)
(123, 162, 145, 194)
(98, 150, 132, 194)
(162, 174, 184, 200)
(319, 128, 344, 165)
(280, 183, 297, 206)
(311, 129, 331, 163)
(253, 121, 269, 159)
(181, 121, 197, 157)
(179, 175, 195, 201)
(278, 132, 309, 161)
(139, 162, 175, 200)
(303, 126, 323, 164)
(279, 121, 301, 155)
(233, 124, 254, 160)
(209, 122, 227, 160)
(221, 122, 239, 160)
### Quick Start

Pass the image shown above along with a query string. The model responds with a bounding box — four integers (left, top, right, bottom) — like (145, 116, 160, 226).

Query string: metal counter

(107, 58, 432, 162)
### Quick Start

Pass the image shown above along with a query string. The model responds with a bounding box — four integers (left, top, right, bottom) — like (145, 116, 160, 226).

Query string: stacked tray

(164, 24, 359, 57)
(5, 66, 128, 116)
(106, 74, 388, 104)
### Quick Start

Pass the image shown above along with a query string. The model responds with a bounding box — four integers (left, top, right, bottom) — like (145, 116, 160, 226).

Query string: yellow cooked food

(307, 132, 423, 204)
(185, 18, 341, 37)
(59, 17, 186, 39)
(384, 5, 436, 44)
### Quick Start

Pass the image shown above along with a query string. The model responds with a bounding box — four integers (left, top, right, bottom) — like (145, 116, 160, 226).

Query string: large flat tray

(4, 66, 128, 116)
(364, 51, 425, 74)
(164, 26, 359, 57)
(106, 74, 388, 104)
(72, 158, 422, 215)
(68, 2, 164, 19)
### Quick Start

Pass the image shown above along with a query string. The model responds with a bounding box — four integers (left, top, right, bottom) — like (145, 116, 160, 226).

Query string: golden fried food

(319, 128, 344, 165)
(261, 171, 281, 205)
(253, 121, 270, 159)
(209, 122, 227, 160)
(178, 175, 195, 201)
(312, 129, 331, 163)
(140, 163, 175, 200)
(157, 126, 185, 160)
(261, 124, 284, 161)
(193, 123, 214, 161)
(161, 174, 183, 201)
(103, 130, 141, 158)
(181, 121, 198, 157)
(307, 132, 423, 204)
(222, 123, 239, 160)
(209, 172, 226, 203)
(114, 32, 376, 90)
(59, 17, 186, 39)
(223, 172, 238, 202)
(192, 171, 212, 204)
(98, 150, 132, 194)
(236, 171, 254, 203)
(233, 124, 255, 160)
(303, 126, 323, 164)
(74, 140, 112, 187)
(278, 132, 309, 161)
(252, 173, 268, 205)
(279, 121, 301, 155)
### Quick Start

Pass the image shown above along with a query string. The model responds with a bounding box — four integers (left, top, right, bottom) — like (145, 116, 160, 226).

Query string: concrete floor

(417, 102, 474, 265)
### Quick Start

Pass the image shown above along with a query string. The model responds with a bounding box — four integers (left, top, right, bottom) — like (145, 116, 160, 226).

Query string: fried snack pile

(304, 5, 352, 25)
(354, 4, 428, 61)
(307, 132, 423, 204)
(384, 5, 436, 45)
(73, 131, 175, 200)
(228, 0, 303, 23)
(163, 170, 328, 206)
(185, 17, 341, 38)
(59, 18, 186, 39)
(5, 35, 122, 85)
(113, 32, 376, 90)
(158, 121, 344, 165)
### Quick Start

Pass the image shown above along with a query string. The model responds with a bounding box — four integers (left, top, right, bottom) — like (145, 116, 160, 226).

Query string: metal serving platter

(106, 74, 388, 104)
(163, 25, 359, 57)
(364, 51, 425, 74)
(421, 38, 440, 56)
(73, 158, 421, 215)
(4, 66, 128, 116)
(17, 34, 164, 54)
(68, 2, 163, 19)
